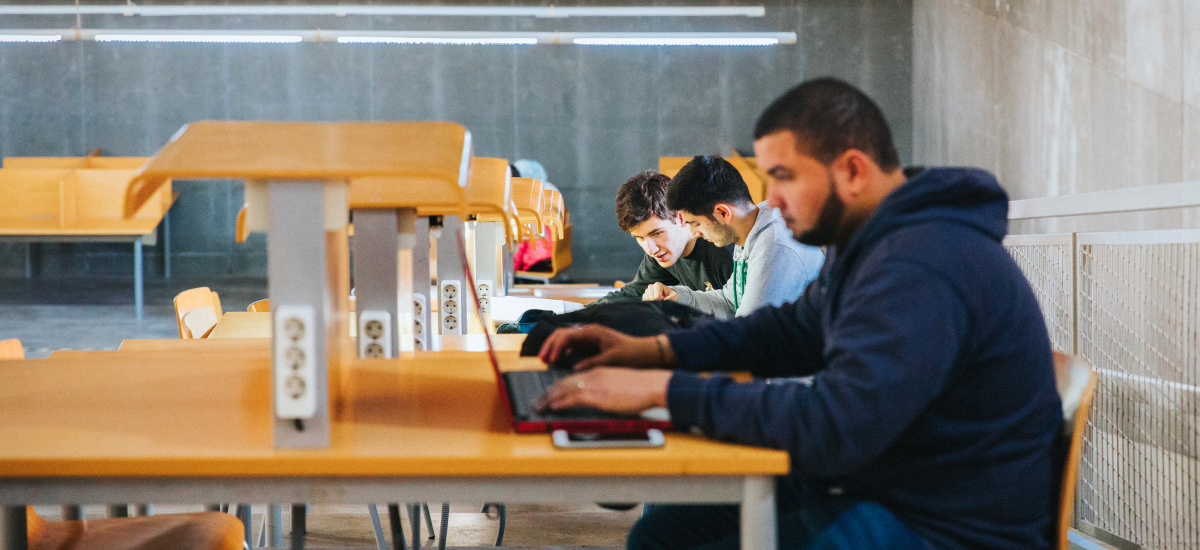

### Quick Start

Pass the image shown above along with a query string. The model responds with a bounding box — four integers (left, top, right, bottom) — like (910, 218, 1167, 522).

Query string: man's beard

(796, 173, 846, 247)
(710, 222, 740, 248)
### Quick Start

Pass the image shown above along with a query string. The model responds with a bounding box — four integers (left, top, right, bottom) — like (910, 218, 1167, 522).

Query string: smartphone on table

(552, 429, 665, 448)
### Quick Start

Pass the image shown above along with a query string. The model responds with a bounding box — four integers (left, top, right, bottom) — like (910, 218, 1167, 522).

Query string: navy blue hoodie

(665, 168, 1062, 549)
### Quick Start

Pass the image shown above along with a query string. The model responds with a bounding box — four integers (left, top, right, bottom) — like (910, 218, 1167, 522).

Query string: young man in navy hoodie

(535, 78, 1063, 550)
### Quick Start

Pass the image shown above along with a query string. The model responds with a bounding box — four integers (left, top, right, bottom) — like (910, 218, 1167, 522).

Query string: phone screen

(553, 429, 665, 448)
(568, 431, 653, 442)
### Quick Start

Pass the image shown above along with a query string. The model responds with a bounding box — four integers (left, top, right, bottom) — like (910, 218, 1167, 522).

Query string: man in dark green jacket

(590, 170, 733, 307)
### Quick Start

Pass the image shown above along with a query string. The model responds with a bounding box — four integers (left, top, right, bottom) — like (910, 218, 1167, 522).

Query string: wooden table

(505, 285, 617, 305)
(207, 312, 528, 352)
(0, 352, 787, 550)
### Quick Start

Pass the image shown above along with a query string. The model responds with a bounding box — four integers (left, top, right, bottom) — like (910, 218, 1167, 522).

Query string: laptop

(454, 231, 673, 434)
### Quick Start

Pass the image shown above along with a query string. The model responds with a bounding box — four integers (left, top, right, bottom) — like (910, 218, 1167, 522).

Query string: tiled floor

(3, 276, 637, 548)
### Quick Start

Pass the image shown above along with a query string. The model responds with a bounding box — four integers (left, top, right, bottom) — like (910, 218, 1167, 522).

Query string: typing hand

(535, 368, 671, 414)
(539, 324, 666, 371)
(642, 282, 679, 302)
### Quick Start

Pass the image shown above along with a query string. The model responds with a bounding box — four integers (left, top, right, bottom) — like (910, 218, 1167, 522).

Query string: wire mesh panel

(1075, 230, 1200, 549)
(1004, 234, 1074, 353)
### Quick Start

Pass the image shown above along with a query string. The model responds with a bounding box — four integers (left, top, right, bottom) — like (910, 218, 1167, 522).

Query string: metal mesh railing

(1006, 229, 1200, 549)
(1005, 234, 1074, 353)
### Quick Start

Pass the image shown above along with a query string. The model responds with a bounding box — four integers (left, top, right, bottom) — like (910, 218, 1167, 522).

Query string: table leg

(162, 210, 172, 279)
(236, 504, 251, 546)
(290, 504, 306, 550)
(133, 237, 144, 321)
(367, 504, 387, 550)
(23, 244, 33, 279)
(407, 503, 420, 549)
(60, 505, 81, 520)
(740, 476, 776, 550)
(386, 504, 405, 550)
(268, 504, 283, 547)
(1, 505, 27, 550)
(107, 504, 129, 518)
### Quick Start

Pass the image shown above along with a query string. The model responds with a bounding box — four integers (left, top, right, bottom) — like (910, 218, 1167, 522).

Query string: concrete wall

(913, 0, 1200, 233)
(0, 1, 913, 282)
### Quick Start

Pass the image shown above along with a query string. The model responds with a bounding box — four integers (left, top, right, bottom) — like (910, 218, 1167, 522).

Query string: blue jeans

(629, 480, 930, 550)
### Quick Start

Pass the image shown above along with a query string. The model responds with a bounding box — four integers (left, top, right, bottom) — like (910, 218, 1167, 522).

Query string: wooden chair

(0, 338, 22, 359)
(1, 339, 245, 550)
(173, 287, 223, 339)
(1051, 350, 1098, 550)
(26, 506, 244, 550)
(247, 299, 270, 313)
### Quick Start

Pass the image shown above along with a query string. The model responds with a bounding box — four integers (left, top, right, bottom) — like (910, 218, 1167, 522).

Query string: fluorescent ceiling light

(0, 4, 765, 18)
(338, 36, 537, 45)
(1, 29, 796, 46)
(574, 37, 778, 46)
(0, 33, 62, 42)
(95, 33, 303, 43)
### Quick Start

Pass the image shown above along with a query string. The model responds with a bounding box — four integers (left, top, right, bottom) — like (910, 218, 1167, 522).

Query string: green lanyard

(732, 258, 749, 310)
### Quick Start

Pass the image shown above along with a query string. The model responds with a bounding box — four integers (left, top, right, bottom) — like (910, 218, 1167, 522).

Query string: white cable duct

(0, 29, 797, 46)
(0, 4, 766, 18)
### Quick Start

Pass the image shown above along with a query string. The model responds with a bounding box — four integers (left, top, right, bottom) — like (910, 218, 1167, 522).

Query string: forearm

(672, 285, 735, 319)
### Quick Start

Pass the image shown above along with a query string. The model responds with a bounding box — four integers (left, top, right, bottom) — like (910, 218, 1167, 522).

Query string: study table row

(0, 337, 788, 550)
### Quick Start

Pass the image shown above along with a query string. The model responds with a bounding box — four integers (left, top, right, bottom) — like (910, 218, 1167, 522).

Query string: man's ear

(712, 204, 733, 224)
(831, 149, 872, 199)
(674, 211, 685, 225)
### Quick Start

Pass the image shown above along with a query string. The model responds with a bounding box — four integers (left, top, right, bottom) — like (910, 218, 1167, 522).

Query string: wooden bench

(0, 165, 175, 319)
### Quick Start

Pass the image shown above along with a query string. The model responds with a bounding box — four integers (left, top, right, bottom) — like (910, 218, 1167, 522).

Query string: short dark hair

(665, 155, 753, 217)
(753, 77, 900, 171)
(615, 171, 673, 232)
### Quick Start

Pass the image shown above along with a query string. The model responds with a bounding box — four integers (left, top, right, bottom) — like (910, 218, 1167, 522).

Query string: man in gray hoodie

(643, 155, 824, 318)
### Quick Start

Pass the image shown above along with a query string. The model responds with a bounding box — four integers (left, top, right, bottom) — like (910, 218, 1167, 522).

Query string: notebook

(454, 230, 673, 434)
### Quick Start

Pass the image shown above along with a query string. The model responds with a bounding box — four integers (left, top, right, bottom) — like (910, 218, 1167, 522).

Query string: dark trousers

(628, 480, 931, 550)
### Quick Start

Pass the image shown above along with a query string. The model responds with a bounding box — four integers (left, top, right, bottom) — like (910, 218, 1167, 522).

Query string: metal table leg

(163, 210, 171, 279)
(740, 476, 776, 550)
(1, 505, 27, 550)
(133, 237, 144, 320)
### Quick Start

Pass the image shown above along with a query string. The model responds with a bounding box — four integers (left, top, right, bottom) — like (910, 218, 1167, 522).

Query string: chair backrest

(182, 307, 219, 339)
(1051, 350, 1098, 550)
(247, 299, 271, 312)
(0, 338, 24, 359)
(174, 287, 223, 339)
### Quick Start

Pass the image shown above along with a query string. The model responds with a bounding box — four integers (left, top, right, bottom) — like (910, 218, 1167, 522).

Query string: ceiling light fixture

(0, 29, 796, 46)
(0, 4, 766, 19)
(337, 36, 538, 46)
(573, 37, 779, 46)
(95, 33, 304, 43)
(0, 33, 62, 42)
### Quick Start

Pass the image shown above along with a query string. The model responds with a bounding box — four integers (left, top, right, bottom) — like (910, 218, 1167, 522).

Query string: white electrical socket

(274, 304, 317, 420)
(477, 280, 494, 313)
(358, 310, 392, 359)
(413, 294, 429, 350)
(440, 279, 463, 334)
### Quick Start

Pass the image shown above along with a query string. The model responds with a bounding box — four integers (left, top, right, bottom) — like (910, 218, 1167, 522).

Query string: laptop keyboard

(504, 369, 626, 421)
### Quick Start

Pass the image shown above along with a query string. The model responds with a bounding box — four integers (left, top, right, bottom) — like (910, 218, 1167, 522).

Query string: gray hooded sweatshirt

(670, 202, 823, 319)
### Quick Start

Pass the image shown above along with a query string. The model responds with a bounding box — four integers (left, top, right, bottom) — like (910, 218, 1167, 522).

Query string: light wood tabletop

(125, 121, 471, 217)
(0, 349, 786, 550)
(0, 352, 787, 477)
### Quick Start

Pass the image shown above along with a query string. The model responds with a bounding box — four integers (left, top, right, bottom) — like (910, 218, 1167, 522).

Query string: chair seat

(29, 510, 244, 550)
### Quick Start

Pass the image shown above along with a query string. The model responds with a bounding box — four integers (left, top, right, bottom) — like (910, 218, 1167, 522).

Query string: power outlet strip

(274, 304, 317, 420)
(477, 279, 494, 313)
(358, 310, 392, 359)
(412, 293, 428, 351)
(440, 279, 462, 334)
